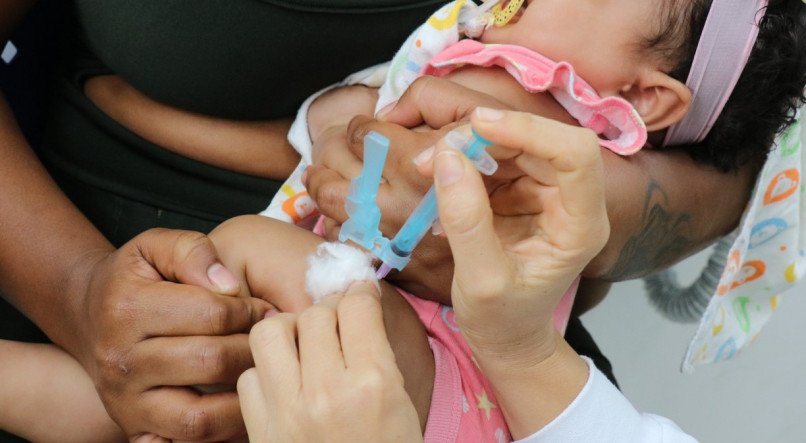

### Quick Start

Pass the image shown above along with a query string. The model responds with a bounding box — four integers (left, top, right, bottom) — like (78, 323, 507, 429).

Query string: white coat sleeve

(514, 357, 698, 443)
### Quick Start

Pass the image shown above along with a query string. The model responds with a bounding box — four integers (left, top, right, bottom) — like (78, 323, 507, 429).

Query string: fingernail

(301, 167, 309, 186)
(431, 219, 444, 236)
(413, 146, 435, 166)
(475, 107, 504, 121)
(207, 263, 239, 293)
(434, 151, 465, 187)
(264, 309, 279, 319)
(376, 101, 398, 120)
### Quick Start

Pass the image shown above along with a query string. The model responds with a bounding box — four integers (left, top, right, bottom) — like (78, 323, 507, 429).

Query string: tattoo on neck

(607, 179, 693, 280)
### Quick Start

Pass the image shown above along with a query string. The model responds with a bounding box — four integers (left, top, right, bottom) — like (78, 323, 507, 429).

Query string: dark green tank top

(42, 0, 445, 226)
(72, 0, 447, 120)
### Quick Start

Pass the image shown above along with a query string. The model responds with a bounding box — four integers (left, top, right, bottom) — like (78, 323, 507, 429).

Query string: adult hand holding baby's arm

(238, 284, 423, 443)
(81, 229, 273, 442)
(426, 108, 606, 439)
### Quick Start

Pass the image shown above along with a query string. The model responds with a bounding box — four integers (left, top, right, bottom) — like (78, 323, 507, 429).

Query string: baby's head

(482, 0, 806, 171)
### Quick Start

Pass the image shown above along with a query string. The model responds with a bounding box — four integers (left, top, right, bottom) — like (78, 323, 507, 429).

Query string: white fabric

(515, 358, 698, 443)
(259, 64, 390, 222)
(375, 0, 468, 113)
(683, 112, 805, 371)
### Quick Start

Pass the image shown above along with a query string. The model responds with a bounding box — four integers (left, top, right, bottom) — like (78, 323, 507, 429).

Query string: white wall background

(581, 121, 806, 443)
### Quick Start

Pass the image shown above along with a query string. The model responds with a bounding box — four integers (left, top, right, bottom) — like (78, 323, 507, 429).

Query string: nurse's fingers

(470, 108, 607, 221)
(336, 282, 397, 372)
(237, 368, 271, 440)
(377, 76, 509, 129)
(248, 314, 301, 406)
(432, 138, 512, 299)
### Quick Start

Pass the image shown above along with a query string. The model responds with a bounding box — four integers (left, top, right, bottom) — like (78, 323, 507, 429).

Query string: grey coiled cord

(643, 232, 738, 323)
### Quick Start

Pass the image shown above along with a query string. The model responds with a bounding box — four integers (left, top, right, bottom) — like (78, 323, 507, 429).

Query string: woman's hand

(427, 108, 609, 360)
(238, 283, 423, 443)
(428, 109, 602, 438)
(79, 229, 272, 442)
(1, 64, 272, 439)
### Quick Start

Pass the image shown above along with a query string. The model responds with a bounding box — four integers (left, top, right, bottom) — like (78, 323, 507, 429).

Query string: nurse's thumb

(433, 147, 506, 285)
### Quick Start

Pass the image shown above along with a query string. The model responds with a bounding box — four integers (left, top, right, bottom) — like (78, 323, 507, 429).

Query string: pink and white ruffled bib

(376, 0, 647, 156)
(423, 40, 647, 155)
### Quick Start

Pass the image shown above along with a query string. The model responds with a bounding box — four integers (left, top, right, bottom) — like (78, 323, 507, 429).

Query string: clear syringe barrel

(389, 185, 438, 260)
(379, 128, 495, 272)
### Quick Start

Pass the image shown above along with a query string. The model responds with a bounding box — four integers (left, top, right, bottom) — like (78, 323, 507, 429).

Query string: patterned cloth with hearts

(683, 113, 805, 372)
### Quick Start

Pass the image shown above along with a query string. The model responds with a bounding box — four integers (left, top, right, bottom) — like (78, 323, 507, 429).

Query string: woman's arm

(0, 7, 271, 440)
(587, 147, 757, 281)
(83, 76, 380, 180)
(384, 77, 756, 281)
(0, 105, 270, 437)
(430, 109, 696, 441)
(84, 75, 300, 179)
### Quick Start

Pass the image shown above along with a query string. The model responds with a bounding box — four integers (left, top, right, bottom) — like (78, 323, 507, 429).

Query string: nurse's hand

(238, 283, 422, 443)
(426, 108, 609, 357)
(429, 109, 603, 437)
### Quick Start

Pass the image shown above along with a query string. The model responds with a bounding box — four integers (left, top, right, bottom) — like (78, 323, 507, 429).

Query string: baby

(213, 0, 806, 441)
(2, 0, 804, 441)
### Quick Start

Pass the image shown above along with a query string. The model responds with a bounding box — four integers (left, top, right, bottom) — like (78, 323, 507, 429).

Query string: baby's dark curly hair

(647, 0, 806, 172)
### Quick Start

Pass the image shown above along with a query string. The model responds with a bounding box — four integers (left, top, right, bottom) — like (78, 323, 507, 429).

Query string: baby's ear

(621, 70, 692, 132)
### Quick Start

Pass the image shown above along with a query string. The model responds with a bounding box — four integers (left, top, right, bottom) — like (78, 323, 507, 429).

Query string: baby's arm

(208, 215, 320, 314)
(208, 215, 435, 428)
(0, 340, 124, 442)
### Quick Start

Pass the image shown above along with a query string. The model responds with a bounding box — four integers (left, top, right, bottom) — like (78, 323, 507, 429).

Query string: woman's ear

(621, 70, 692, 132)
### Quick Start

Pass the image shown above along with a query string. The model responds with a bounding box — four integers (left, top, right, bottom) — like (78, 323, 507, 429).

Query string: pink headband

(663, 0, 768, 147)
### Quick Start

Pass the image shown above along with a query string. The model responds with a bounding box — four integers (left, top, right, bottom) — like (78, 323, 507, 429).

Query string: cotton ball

(305, 242, 378, 303)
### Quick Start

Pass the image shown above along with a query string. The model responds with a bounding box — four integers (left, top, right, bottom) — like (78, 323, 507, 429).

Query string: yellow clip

(492, 0, 525, 26)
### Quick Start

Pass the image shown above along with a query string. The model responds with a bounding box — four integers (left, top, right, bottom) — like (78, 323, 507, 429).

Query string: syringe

(338, 131, 389, 252)
(376, 128, 497, 278)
